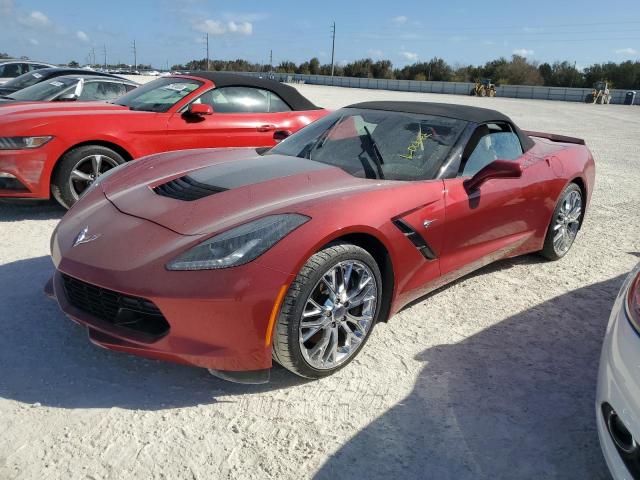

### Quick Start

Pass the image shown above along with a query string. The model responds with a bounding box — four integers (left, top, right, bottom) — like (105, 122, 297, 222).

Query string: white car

(0, 59, 55, 84)
(597, 262, 640, 479)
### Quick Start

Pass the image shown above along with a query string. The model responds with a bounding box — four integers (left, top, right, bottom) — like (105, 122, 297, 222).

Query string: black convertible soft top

(348, 101, 534, 151)
(185, 71, 321, 111)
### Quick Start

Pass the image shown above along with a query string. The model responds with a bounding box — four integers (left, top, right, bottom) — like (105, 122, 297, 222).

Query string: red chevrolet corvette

(47, 102, 595, 383)
(0, 72, 327, 207)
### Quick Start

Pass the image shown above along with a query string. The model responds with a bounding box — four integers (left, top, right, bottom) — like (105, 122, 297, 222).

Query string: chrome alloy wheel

(299, 260, 378, 370)
(553, 188, 582, 256)
(68, 154, 119, 200)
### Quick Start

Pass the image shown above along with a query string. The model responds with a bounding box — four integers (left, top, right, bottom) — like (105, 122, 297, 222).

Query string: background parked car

(0, 67, 130, 96)
(0, 72, 328, 208)
(0, 59, 55, 84)
(597, 262, 640, 480)
(0, 75, 138, 104)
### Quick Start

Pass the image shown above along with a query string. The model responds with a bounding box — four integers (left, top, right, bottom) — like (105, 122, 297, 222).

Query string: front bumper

(49, 197, 293, 373)
(596, 270, 640, 480)
(0, 147, 53, 198)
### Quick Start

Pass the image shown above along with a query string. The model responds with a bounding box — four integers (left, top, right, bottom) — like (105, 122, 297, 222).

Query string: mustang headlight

(0, 136, 53, 150)
(167, 214, 310, 271)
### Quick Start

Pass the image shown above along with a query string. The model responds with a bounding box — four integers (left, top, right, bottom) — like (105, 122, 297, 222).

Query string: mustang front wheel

(52, 145, 125, 208)
(272, 243, 382, 379)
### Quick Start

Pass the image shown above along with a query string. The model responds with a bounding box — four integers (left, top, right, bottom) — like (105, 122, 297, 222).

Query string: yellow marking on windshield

(400, 129, 432, 160)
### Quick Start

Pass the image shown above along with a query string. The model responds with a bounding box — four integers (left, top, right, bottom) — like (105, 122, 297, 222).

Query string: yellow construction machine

(470, 78, 497, 97)
(585, 81, 612, 104)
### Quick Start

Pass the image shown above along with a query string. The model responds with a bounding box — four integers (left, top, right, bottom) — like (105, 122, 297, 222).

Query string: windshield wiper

(363, 125, 385, 179)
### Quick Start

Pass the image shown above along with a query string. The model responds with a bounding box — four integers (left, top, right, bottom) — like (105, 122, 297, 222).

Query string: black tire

(469, 89, 477, 96)
(540, 183, 583, 261)
(272, 242, 383, 379)
(51, 145, 125, 209)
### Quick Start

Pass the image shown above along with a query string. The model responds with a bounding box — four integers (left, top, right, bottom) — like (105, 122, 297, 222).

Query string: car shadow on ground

(0, 199, 65, 222)
(314, 274, 623, 480)
(0, 256, 309, 410)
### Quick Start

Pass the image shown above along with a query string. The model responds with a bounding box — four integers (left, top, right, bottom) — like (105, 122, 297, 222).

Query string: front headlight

(625, 263, 640, 334)
(166, 214, 310, 271)
(0, 136, 53, 150)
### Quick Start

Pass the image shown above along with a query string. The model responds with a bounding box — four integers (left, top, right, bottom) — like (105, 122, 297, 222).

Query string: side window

(29, 64, 51, 71)
(0, 63, 24, 78)
(193, 86, 291, 113)
(461, 123, 523, 177)
(79, 81, 127, 101)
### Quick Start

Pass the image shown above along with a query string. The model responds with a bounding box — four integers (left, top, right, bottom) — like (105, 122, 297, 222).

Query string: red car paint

(0, 74, 328, 199)
(48, 123, 595, 375)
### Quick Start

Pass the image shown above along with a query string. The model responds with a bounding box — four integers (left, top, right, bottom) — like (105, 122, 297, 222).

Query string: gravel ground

(1, 85, 639, 480)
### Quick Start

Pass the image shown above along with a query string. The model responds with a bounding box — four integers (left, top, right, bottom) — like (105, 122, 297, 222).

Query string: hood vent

(153, 175, 227, 201)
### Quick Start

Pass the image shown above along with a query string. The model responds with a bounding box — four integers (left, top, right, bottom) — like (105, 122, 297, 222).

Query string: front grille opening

(602, 402, 640, 477)
(153, 175, 227, 201)
(62, 274, 170, 340)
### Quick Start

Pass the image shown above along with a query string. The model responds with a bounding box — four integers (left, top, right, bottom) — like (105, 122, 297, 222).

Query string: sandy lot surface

(1, 85, 639, 480)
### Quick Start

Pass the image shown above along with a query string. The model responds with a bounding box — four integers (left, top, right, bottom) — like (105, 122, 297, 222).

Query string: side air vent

(392, 219, 437, 260)
(153, 175, 227, 201)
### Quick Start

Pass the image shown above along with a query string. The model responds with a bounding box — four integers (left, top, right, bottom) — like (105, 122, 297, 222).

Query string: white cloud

(194, 19, 252, 36)
(615, 47, 638, 56)
(221, 12, 268, 23)
(400, 51, 418, 62)
(28, 38, 39, 45)
(482, 40, 496, 46)
(513, 48, 534, 57)
(227, 21, 252, 35)
(367, 49, 384, 57)
(76, 30, 89, 42)
(392, 15, 408, 25)
(18, 10, 51, 28)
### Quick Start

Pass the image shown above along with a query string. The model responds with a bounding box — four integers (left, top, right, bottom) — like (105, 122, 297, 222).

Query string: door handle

(257, 124, 276, 132)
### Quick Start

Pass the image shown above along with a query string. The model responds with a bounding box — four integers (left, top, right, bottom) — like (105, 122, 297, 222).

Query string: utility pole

(570, 60, 577, 88)
(330, 21, 336, 77)
(91, 47, 96, 66)
(205, 33, 210, 71)
(131, 39, 137, 72)
(269, 49, 273, 72)
(102, 44, 107, 70)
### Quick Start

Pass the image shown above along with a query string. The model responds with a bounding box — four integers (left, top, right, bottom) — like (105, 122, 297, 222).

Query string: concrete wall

(122, 73, 638, 105)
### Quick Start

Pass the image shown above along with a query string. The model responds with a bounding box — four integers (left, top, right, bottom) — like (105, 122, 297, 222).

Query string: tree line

(173, 55, 640, 90)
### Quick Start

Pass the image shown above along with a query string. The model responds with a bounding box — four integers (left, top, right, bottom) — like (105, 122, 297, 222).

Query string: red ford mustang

(0, 72, 327, 207)
(47, 102, 595, 383)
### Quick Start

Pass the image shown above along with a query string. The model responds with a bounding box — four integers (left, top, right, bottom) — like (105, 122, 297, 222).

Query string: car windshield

(268, 108, 468, 181)
(7, 77, 78, 101)
(112, 77, 201, 112)
(2, 70, 50, 90)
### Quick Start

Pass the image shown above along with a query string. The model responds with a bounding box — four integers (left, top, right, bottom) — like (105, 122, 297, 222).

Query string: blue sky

(1, 0, 639, 69)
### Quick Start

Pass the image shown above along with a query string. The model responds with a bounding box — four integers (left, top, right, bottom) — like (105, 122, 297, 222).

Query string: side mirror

(463, 160, 522, 192)
(187, 103, 213, 116)
(56, 93, 78, 102)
